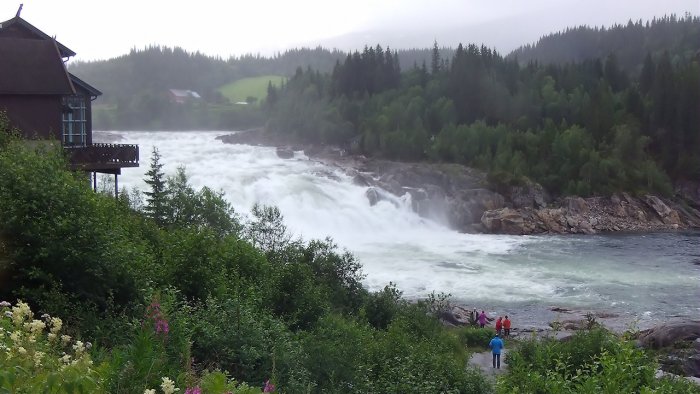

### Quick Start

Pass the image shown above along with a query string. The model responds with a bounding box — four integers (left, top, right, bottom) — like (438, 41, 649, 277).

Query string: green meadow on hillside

(218, 75, 286, 104)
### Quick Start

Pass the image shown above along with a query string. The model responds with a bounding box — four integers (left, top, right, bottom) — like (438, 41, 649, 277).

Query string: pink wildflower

(155, 319, 169, 334)
(184, 387, 202, 394)
(263, 379, 275, 393)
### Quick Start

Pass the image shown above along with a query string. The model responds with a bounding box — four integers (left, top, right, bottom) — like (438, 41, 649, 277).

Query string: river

(100, 131, 700, 329)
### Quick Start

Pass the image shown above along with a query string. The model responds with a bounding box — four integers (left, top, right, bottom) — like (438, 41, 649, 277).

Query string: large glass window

(62, 96, 87, 146)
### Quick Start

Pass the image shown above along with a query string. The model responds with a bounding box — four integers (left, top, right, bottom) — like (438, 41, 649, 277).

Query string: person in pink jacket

(478, 310, 489, 328)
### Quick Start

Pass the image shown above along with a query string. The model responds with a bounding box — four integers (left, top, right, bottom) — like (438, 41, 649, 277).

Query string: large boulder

(637, 321, 700, 350)
(365, 187, 381, 206)
(566, 196, 589, 215)
(481, 208, 526, 234)
(510, 182, 550, 209)
(276, 147, 294, 159)
(644, 195, 681, 225)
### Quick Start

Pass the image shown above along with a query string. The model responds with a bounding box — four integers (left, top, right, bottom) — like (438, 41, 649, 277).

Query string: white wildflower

(0, 301, 11, 308)
(11, 301, 32, 325)
(144, 389, 156, 394)
(73, 340, 85, 354)
(10, 331, 21, 343)
(50, 317, 62, 334)
(47, 332, 57, 342)
(61, 353, 71, 364)
(61, 334, 71, 345)
(34, 351, 44, 367)
(4, 311, 12, 318)
(160, 377, 179, 394)
(17, 346, 27, 355)
(28, 319, 46, 335)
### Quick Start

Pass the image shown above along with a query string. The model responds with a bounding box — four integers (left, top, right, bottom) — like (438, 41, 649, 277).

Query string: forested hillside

(67, 14, 700, 197)
(509, 14, 700, 72)
(265, 15, 700, 197)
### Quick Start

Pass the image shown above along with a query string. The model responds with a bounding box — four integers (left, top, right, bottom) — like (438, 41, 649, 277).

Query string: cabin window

(62, 96, 87, 146)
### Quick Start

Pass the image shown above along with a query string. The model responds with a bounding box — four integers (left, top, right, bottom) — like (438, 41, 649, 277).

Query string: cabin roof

(0, 16, 76, 58)
(0, 37, 75, 95)
(69, 73, 102, 97)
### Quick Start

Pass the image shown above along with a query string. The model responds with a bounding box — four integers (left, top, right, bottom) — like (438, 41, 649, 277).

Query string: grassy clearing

(218, 75, 285, 104)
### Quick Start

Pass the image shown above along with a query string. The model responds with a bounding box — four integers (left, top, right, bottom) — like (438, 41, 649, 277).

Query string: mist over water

(105, 131, 700, 328)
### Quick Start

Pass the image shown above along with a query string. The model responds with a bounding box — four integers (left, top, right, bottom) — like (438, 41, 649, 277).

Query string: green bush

(182, 296, 311, 392)
(459, 327, 495, 350)
(497, 329, 700, 393)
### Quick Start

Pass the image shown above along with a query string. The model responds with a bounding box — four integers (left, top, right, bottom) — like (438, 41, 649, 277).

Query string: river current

(100, 131, 700, 329)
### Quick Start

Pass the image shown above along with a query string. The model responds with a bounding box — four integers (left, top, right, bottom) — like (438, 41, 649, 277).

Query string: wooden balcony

(64, 143, 139, 174)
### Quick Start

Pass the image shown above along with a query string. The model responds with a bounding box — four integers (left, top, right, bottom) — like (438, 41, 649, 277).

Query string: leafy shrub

(459, 327, 495, 350)
(362, 283, 403, 329)
(182, 297, 311, 393)
(497, 328, 700, 393)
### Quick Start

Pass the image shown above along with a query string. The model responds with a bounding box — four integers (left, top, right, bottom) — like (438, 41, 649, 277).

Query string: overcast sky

(1, 0, 697, 62)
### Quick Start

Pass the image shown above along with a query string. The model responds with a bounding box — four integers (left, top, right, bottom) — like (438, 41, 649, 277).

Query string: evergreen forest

(264, 15, 700, 196)
(71, 14, 700, 197)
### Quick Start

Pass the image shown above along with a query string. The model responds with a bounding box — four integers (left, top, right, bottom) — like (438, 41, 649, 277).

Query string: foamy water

(100, 131, 700, 328)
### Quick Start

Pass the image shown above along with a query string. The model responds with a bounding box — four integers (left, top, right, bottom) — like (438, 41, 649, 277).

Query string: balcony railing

(64, 143, 139, 171)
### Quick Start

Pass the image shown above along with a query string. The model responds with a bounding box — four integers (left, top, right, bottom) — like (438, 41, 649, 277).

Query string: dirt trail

(469, 350, 508, 377)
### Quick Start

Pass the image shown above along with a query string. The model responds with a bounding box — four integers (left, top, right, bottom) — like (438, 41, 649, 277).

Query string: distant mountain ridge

(508, 14, 699, 72)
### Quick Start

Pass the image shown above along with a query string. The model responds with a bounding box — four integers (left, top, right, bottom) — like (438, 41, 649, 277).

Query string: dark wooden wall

(0, 95, 62, 140)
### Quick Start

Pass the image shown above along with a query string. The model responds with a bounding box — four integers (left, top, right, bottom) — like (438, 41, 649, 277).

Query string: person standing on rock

(489, 333, 504, 369)
(503, 315, 512, 337)
(479, 310, 489, 328)
(495, 316, 503, 335)
(470, 308, 479, 326)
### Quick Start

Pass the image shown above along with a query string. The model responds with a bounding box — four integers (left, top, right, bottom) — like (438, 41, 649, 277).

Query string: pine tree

(639, 53, 655, 95)
(144, 147, 167, 226)
(431, 41, 441, 75)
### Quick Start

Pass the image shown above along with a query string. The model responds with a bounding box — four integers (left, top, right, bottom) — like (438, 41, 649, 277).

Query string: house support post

(114, 174, 118, 198)
(93, 172, 97, 192)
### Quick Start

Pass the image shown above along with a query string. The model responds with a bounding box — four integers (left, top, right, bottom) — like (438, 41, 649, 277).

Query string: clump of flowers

(160, 376, 179, 394)
(145, 300, 170, 335)
(184, 386, 202, 394)
(0, 300, 101, 391)
(263, 379, 276, 393)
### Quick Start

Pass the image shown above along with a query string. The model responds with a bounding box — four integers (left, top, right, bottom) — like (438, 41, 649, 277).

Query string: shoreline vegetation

(3, 121, 699, 391)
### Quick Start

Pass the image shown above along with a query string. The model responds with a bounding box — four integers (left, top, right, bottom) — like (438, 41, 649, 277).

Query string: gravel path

(469, 350, 508, 377)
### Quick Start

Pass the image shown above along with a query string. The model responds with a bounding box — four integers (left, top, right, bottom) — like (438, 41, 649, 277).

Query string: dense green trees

(510, 14, 700, 71)
(265, 16, 699, 197)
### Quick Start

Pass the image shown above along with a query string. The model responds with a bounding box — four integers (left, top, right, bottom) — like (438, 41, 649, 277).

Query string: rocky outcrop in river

(217, 130, 700, 234)
(481, 193, 700, 234)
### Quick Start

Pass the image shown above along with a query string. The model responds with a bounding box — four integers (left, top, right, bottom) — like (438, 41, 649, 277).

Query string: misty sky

(1, 0, 697, 62)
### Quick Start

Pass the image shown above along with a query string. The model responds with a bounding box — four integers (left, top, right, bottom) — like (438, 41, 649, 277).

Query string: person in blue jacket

(489, 333, 504, 369)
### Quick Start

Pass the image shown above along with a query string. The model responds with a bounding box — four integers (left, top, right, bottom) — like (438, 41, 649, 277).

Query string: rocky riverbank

(217, 129, 700, 235)
(444, 304, 700, 382)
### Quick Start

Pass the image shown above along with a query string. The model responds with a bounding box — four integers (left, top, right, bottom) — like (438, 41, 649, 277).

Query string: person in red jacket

(503, 315, 512, 337)
(495, 316, 503, 336)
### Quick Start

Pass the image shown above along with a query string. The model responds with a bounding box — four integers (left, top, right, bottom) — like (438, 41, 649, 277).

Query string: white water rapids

(101, 131, 700, 328)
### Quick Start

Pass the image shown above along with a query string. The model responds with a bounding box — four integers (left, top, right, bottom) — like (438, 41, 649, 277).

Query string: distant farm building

(168, 89, 201, 104)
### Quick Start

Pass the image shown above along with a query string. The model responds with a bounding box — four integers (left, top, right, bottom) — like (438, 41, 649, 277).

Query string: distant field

(218, 75, 286, 104)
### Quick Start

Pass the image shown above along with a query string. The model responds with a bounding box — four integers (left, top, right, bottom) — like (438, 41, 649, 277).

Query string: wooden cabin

(0, 13, 138, 194)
